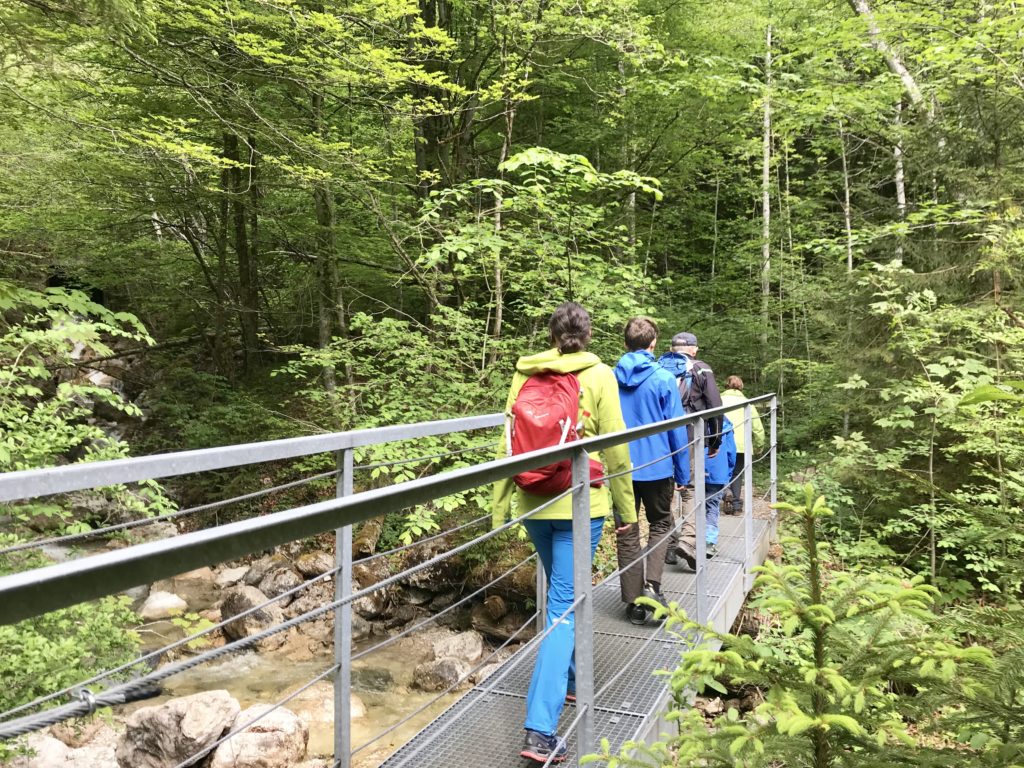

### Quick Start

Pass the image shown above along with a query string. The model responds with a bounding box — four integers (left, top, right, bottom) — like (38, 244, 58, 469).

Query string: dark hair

(624, 316, 658, 351)
(726, 375, 744, 390)
(549, 302, 591, 354)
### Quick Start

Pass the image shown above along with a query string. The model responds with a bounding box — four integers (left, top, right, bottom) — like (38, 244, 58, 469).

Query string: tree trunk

(710, 176, 719, 316)
(223, 132, 260, 372)
(840, 123, 854, 438)
(846, 0, 925, 110)
(840, 122, 854, 274)
(760, 24, 773, 350)
(894, 101, 907, 266)
(487, 36, 518, 366)
(311, 90, 339, 393)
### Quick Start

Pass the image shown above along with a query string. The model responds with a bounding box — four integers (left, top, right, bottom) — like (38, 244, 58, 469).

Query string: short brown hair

(549, 302, 592, 354)
(624, 317, 658, 351)
(725, 375, 744, 390)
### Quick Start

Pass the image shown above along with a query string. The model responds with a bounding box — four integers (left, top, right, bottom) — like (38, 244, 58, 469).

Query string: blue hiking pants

(705, 483, 725, 545)
(522, 516, 605, 736)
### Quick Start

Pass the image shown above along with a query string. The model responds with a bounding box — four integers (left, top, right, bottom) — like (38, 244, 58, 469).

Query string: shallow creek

(135, 639, 460, 767)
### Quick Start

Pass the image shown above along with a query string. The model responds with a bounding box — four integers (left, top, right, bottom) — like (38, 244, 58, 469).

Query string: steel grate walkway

(381, 515, 773, 767)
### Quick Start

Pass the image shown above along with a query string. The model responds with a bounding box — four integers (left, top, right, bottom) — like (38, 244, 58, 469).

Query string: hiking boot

(627, 603, 649, 625)
(706, 543, 718, 558)
(664, 547, 679, 565)
(643, 583, 669, 622)
(521, 730, 568, 763)
(645, 582, 669, 610)
(673, 542, 697, 571)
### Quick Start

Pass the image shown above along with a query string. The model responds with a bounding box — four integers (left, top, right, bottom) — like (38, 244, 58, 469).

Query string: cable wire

(352, 553, 537, 663)
(354, 439, 500, 471)
(0, 439, 500, 558)
(351, 609, 540, 756)
(359, 510, 491, 567)
(0, 469, 341, 557)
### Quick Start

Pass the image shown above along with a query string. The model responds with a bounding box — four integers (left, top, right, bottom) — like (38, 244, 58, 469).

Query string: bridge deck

(381, 514, 772, 767)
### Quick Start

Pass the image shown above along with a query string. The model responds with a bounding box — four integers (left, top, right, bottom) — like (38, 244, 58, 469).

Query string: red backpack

(506, 372, 604, 495)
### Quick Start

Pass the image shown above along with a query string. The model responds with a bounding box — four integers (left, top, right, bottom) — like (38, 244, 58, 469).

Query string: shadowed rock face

(219, 585, 286, 652)
(116, 689, 240, 768)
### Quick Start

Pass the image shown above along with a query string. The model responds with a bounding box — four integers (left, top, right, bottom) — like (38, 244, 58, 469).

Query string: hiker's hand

(615, 521, 636, 535)
(708, 448, 719, 459)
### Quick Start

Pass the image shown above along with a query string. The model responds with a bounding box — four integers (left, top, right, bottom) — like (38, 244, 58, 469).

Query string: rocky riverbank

(8, 544, 532, 768)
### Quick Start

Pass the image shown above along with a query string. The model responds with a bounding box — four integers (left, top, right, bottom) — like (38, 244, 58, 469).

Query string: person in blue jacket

(614, 317, 690, 623)
(682, 415, 736, 558)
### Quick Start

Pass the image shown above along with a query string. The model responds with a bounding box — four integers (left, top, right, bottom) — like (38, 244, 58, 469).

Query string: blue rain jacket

(705, 416, 737, 486)
(614, 350, 690, 486)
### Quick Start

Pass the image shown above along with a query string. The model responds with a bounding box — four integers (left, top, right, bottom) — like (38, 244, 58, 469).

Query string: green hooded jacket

(720, 388, 765, 454)
(491, 348, 636, 529)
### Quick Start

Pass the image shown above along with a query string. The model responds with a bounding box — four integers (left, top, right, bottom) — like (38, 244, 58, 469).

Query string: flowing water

(140, 639, 461, 767)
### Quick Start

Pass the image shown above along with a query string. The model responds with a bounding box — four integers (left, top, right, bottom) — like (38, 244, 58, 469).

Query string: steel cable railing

(179, 552, 538, 768)
(0, 485, 571, 738)
(350, 609, 541, 757)
(353, 439, 500, 472)
(0, 550, 342, 721)
(0, 394, 778, 766)
(352, 553, 537, 663)
(0, 469, 340, 557)
(0, 506, 496, 722)
(0, 439, 501, 558)
(392, 591, 590, 758)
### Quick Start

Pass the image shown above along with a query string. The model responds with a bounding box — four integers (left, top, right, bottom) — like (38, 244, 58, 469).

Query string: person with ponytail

(492, 301, 635, 764)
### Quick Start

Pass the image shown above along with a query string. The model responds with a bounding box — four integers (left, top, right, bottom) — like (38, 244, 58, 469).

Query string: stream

(132, 639, 460, 767)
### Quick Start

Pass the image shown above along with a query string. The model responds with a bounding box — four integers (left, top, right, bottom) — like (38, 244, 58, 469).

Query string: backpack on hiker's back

(505, 371, 604, 495)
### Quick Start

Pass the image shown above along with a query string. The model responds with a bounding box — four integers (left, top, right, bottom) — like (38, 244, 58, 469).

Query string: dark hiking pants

(726, 452, 747, 510)
(615, 477, 675, 603)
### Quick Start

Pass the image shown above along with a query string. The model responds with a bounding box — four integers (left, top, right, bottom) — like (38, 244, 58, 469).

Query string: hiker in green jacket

(492, 301, 635, 764)
(720, 375, 764, 513)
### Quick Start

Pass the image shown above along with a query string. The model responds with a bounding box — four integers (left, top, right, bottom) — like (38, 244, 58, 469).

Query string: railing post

(693, 418, 707, 625)
(742, 404, 754, 592)
(770, 396, 778, 507)
(570, 447, 594, 765)
(334, 449, 354, 768)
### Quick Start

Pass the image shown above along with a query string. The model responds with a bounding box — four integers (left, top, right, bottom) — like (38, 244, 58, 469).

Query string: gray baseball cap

(671, 331, 698, 347)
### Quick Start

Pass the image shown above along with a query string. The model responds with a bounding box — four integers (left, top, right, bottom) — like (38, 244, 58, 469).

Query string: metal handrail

(0, 413, 506, 502)
(0, 393, 779, 768)
(0, 396, 774, 625)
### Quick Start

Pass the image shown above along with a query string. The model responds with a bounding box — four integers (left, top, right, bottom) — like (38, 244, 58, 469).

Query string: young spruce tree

(589, 485, 996, 768)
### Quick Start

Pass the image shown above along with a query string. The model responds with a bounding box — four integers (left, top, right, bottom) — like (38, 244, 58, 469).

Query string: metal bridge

(0, 395, 777, 768)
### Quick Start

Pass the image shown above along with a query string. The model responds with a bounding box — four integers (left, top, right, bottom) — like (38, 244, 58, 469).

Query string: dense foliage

(2, 0, 1024, 758)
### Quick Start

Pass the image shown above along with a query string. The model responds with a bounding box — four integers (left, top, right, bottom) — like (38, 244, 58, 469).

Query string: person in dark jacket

(657, 331, 724, 567)
(613, 317, 690, 624)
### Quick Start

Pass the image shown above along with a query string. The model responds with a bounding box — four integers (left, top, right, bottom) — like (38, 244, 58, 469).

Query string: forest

(1, 0, 1024, 764)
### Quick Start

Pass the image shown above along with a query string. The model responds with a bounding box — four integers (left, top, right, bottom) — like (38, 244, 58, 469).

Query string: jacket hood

(614, 350, 659, 390)
(657, 351, 691, 377)
(515, 348, 602, 376)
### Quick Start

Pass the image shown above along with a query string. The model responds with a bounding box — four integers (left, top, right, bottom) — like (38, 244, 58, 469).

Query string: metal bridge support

(743, 405, 755, 592)
(770, 396, 778, 507)
(693, 417, 707, 625)
(571, 447, 594, 765)
(334, 448, 354, 768)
